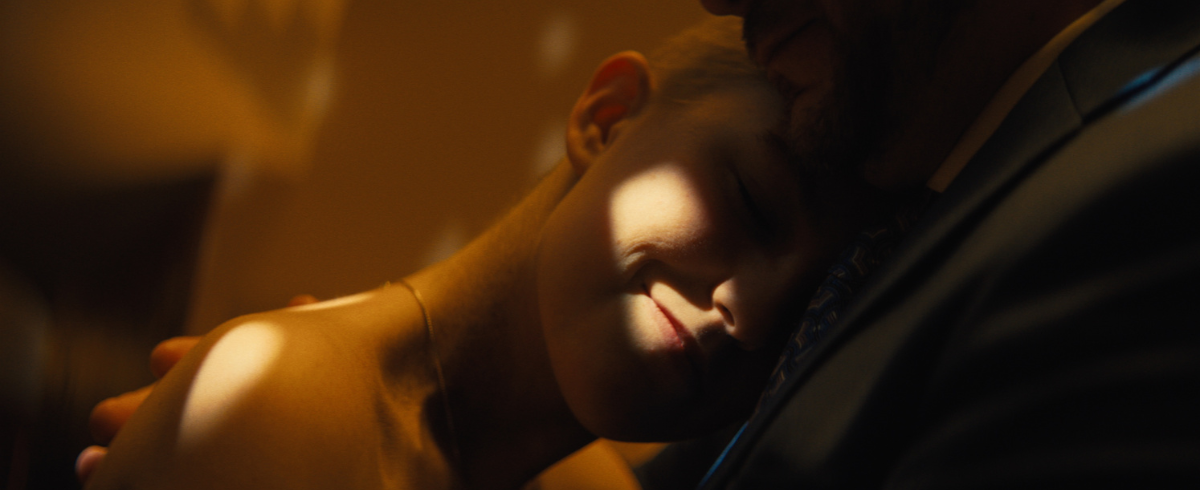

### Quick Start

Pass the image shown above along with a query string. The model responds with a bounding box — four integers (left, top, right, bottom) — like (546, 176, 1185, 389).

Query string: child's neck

(406, 161, 596, 489)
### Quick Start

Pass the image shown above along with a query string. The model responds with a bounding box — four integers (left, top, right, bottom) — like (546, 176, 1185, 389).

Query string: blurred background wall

(0, 0, 708, 487)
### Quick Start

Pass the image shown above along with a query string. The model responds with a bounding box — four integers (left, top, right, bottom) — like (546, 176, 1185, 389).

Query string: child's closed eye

(728, 164, 777, 242)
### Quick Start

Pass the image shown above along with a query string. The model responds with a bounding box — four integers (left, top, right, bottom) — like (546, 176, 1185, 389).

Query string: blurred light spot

(537, 12, 578, 79)
(532, 118, 567, 178)
(260, 0, 299, 33)
(217, 151, 256, 202)
(422, 221, 467, 267)
(180, 322, 282, 448)
(302, 54, 336, 125)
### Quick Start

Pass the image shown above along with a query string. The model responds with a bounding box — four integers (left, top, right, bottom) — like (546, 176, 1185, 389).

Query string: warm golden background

(0, 1, 707, 487)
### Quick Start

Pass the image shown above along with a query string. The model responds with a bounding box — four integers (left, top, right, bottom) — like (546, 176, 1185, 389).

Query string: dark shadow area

(0, 163, 217, 489)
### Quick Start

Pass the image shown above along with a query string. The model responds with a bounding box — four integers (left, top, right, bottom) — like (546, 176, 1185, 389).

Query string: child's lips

(650, 297, 707, 385)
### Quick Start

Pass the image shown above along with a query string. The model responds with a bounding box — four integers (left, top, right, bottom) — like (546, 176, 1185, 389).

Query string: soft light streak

(608, 163, 707, 255)
(289, 291, 372, 312)
(421, 221, 468, 267)
(179, 321, 283, 448)
(531, 118, 567, 178)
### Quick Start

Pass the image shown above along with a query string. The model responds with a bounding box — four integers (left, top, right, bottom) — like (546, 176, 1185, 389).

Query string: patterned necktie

(699, 189, 934, 488)
(758, 190, 932, 401)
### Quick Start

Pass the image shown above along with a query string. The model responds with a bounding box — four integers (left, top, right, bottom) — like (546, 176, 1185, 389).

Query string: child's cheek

(608, 163, 712, 251)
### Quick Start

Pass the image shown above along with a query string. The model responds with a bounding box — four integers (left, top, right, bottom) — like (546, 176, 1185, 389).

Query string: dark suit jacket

(695, 0, 1200, 488)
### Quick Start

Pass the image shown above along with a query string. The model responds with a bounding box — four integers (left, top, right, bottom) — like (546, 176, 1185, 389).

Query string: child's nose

(712, 277, 775, 351)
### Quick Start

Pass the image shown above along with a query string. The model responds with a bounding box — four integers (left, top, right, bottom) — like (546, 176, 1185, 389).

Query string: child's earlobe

(565, 51, 653, 176)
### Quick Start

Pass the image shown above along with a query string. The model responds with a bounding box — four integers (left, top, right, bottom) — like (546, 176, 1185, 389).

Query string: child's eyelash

(734, 171, 773, 237)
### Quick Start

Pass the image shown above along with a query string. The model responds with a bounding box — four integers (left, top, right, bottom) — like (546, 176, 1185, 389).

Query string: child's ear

(566, 51, 653, 175)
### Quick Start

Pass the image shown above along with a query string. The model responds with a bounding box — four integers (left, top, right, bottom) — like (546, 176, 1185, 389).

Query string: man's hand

(76, 294, 320, 484)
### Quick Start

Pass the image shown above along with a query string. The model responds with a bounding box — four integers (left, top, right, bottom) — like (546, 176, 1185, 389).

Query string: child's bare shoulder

(86, 290, 450, 490)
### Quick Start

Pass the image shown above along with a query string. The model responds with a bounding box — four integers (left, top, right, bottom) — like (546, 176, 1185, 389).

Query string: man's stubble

(750, 0, 970, 183)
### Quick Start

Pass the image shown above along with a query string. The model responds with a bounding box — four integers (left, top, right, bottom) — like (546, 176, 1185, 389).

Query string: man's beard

(772, 0, 972, 182)
(781, 23, 892, 180)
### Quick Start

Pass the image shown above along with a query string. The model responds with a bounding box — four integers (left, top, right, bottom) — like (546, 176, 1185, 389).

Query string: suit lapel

(838, 0, 1200, 359)
(783, 0, 1200, 415)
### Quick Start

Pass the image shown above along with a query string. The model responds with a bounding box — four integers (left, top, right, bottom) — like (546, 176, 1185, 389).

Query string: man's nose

(699, 0, 751, 17)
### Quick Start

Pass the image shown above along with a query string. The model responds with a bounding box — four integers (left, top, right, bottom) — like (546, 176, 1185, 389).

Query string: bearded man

(668, 0, 1200, 488)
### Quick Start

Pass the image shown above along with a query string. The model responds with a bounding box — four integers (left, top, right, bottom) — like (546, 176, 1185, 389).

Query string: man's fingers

(288, 294, 319, 306)
(76, 445, 108, 484)
(89, 385, 153, 445)
(149, 336, 201, 379)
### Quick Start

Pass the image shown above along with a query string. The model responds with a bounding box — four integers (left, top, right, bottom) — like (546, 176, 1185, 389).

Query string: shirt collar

(925, 0, 1128, 192)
